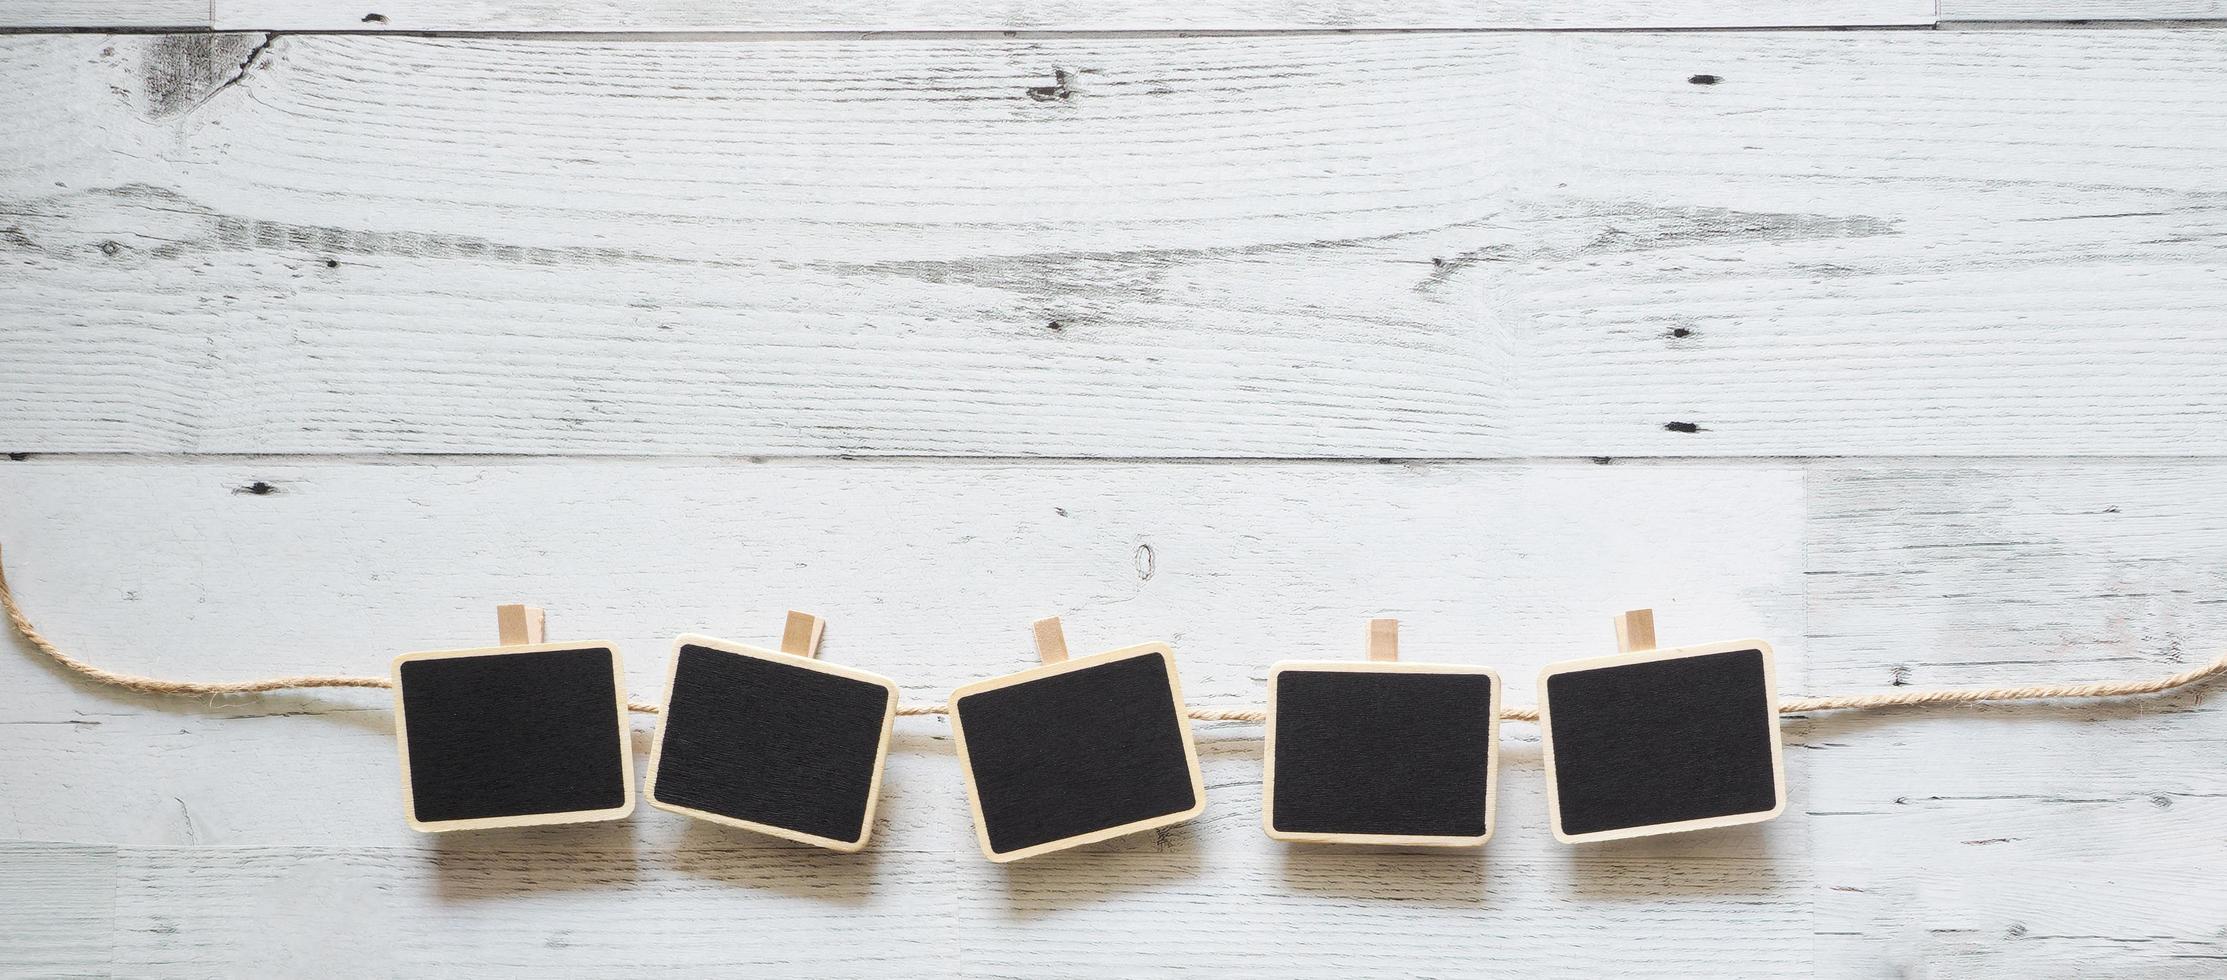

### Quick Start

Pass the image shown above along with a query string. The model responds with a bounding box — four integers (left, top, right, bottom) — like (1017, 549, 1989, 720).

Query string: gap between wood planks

(12, 23, 2225, 38)
(19, 454, 2227, 466)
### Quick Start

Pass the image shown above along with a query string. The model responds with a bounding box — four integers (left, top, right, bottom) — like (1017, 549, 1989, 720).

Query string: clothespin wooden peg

(495, 603, 546, 646)
(1613, 608, 1656, 654)
(1032, 616, 1070, 664)
(779, 610, 826, 658)
(1366, 618, 1400, 662)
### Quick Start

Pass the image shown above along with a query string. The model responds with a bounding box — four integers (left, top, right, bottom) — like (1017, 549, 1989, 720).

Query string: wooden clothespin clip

(779, 610, 826, 658)
(495, 603, 546, 646)
(1366, 618, 1400, 661)
(1032, 616, 1070, 664)
(1613, 608, 1656, 654)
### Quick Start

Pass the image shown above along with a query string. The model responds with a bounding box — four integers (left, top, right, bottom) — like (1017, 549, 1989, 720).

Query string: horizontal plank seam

(8, 24, 2045, 40)
(17, 453, 2227, 465)
(14, 19, 2227, 37)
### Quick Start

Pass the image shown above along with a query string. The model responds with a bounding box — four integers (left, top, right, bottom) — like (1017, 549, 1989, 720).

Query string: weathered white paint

(201, 0, 1932, 32)
(1941, 0, 2227, 20)
(0, 459, 1819, 975)
(5, 32, 2227, 457)
(3, 459, 2225, 974)
(5, 17, 2227, 979)
(0, 0, 204, 27)
(1800, 461, 2227, 975)
(0, 460, 1806, 845)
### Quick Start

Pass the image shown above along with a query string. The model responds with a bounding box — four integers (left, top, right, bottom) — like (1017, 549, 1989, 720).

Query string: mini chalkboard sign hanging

(389, 604, 636, 832)
(948, 617, 1206, 863)
(1537, 609, 1785, 844)
(1263, 619, 1502, 846)
(643, 612, 899, 852)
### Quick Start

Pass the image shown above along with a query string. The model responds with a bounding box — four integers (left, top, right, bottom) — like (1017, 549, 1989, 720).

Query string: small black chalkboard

(1265, 663, 1501, 845)
(390, 642, 635, 832)
(645, 635, 898, 851)
(951, 645, 1205, 862)
(1539, 642, 1784, 843)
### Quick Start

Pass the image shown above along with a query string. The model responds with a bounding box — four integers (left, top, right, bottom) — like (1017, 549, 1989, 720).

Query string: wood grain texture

(1801, 461, 2227, 976)
(9, 457, 2226, 972)
(1940, 0, 2227, 20)
(7, 17, 2227, 978)
(5, 31, 2227, 457)
(0, 458, 1816, 973)
(0, 458, 1807, 847)
(195, 0, 1933, 32)
(0, 0, 205, 28)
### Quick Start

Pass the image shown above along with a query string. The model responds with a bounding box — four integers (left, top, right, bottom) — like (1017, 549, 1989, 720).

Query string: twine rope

(6, 544, 2225, 724)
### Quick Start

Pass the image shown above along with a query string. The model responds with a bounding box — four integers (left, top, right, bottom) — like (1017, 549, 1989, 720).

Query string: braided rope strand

(5, 543, 2224, 723)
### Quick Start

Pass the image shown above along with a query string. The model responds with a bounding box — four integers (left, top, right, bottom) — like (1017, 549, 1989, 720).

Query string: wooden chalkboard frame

(389, 640, 637, 833)
(1537, 638, 1785, 844)
(950, 643, 1207, 863)
(642, 632, 900, 852)
(1261, 660, 1503, 847)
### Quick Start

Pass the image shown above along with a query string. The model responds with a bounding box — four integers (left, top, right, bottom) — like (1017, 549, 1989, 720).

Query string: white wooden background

(3, 2, 2226, 975)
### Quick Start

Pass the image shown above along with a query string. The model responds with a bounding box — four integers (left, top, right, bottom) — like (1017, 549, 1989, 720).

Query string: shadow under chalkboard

(429, 819, 643, 900)
(1564, 822, 1791, 900)
(1275, 843, 1489, 908)
(986, 822, 1207, 918)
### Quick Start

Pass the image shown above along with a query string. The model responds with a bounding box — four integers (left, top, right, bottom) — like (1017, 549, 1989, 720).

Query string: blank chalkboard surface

(950, 645, 1205, 862)
(390, 642, 635, 832)
(1264, 662, 1501, 845)
(644, 634, 898, 851)
(1538, 641, 1784, 843)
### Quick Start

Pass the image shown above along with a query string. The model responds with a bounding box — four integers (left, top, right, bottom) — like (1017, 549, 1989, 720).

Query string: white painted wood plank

(200, 0, 1930, 32)
(0, 0, 204, 28)
(8, 459, 2227, 971)
(1804, 461, 2227, 691)
(1501, 31, 2227, 457)
(1941, 0, 2227, 21)
(5, 32, 2227, 457)
(0, 457, 1805, 845)
(0, 458, 1810, 973)
(0, 842, 114, 978)
(0, 32, 1516, 458)
(1802, 461, 2227, 975)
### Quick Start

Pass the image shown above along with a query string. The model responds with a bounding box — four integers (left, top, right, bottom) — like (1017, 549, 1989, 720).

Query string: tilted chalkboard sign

(1537, 609, 1785, 844)
(949, 618, 1206, 863)
(389, 604, 636, 832)
(1264, 619, 1502, 846)
(643, 612, 899, 852)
